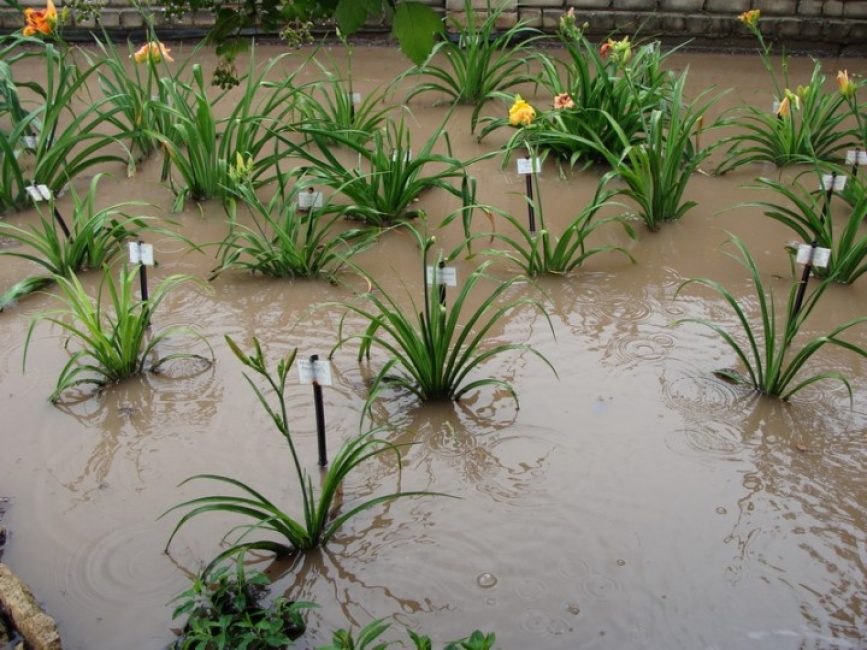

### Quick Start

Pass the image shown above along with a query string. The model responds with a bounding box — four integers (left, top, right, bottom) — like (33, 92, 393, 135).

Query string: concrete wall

(2, 1, 865, 54)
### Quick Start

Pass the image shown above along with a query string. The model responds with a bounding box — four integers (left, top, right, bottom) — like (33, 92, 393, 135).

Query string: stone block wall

(2, 1, 865, 54)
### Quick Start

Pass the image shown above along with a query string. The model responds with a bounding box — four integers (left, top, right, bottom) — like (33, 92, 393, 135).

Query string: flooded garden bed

(1, 7, 866, 649)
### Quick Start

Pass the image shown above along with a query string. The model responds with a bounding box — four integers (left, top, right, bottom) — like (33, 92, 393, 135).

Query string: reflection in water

(53, 362, 220, 503)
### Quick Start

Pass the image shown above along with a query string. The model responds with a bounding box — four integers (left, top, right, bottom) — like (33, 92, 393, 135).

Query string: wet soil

(1, 44, 866, 649)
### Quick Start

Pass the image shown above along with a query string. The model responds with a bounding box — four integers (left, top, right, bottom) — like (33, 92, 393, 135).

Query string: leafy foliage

(150, 0, 442, 65)
(153, 54, 297, 210)
(211, 177, 375, 281)
(479, 19, 675, 166)
(748, 173, 867, 284)
(320, 619, 496, 650)
(276, 117, 479, 227)
(406, 0, 539, 132)
(479, 178, 635, 275)
(674, 235, 867, 400)
(0, 39, 132, 212)
(596, 75, 718, 231)
(333, 228, 555, 413)
(170, 556, 312, 650)
(716, 63, 852, 173)
(24, 265, 211, 402)
(0, 174, 151, 278)
(164, 337, 438, 572)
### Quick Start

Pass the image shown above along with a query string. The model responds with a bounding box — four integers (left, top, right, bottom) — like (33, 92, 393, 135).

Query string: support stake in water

(129, 240, 155, 326)
(298, 355, 333, 467)
(517, 156, 541, 234)
(790, 172, 843, 319)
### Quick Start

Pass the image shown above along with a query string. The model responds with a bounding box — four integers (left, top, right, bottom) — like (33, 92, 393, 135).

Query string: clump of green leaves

(406, 0, 539, 132)
(169, 556, 312, 650)
(0, 174, 151, 279)
(211, 176, 375, 281)
(597, 75, 718, 231)
(24, 265, 211, 402)
(674, 235, 867, 400)
(277, 117, 478, 227)
(749, 173, 867, 284)
(480, 177, 635, 275)
(0, 39, 133, 212)
(154, 54, 297, 210)
(479, 15, 675, 166)
(333, 228, 555, 414)
(321, 619, 496, 650)
(164, 337, 438, 572)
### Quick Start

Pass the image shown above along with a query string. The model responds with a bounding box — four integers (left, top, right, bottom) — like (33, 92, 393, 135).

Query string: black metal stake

(525, 172, 536, 234)
(852, 147, 861, 180)
(52, 206, 71, 240)
(311, 354, 328, 467)
(437, 260, 446, 306)
(138, 240, 151, 327)
(791, 172, 836, 319)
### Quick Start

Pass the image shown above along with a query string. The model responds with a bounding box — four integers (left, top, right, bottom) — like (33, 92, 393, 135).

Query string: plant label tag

(26, 184, 52, 202)
(297, 189, 323, 210)
(516, 157, 541, 175)
(845, 150, 867, 165)
(22, 136, 37, 149)
(391, 150, 412, 163)
(771, 100, 780, 113)
(821, 174, 847, 192)
(796, 244, 831, 268)
(298, 359, 333, 385)
(351, 92, 361, 105)
(129, 242, 155, 266)
(426, 265, 457, 287)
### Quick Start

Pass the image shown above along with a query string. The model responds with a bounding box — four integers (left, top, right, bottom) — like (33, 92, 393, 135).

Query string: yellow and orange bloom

(738, 9, 760, 27)
(776, 96, 790, 118)
(837, 70, 856, 98)
(22, 0, 57, 37)
(508, 95, 536, 127)
(132, 41, 175, 64)
(553, 93, 575, 110)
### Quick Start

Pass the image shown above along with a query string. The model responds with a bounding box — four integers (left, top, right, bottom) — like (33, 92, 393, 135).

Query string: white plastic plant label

(426, 265, 458, 287)
(22, 136, 37, 149)
(26, 185, 52, 202)
(821, 174, 847, 192)
(796, 244, 831, 268)
(298, 358, 333, 385)
(128, 242, 155, 266)
(771, 100, 780, 113)
(297, 189, 323, 210)
(516, 157, 542, 175)
(350, 92, 362, 105)
(845, 150, 867, 165)
(391, 150, 412, 163)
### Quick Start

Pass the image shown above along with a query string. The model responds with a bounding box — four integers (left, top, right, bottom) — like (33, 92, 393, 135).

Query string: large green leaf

(392, 2, 443, 65)
(335, 0, 382, 34)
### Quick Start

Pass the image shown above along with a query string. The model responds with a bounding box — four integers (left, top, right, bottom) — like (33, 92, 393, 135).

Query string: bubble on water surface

(476, 572, 497, 588)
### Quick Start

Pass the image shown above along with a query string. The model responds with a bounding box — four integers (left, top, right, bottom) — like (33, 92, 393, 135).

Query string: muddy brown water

(1, 44, 867, 649)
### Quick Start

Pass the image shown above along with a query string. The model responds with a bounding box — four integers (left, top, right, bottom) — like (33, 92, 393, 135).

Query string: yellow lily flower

(508, 95, 536, 127)
(738, 10, 760, 27)
(133, 41, 175, 64)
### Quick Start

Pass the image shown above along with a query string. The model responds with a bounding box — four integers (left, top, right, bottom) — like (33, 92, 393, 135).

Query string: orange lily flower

(23, 0, 57, 37)
(132, 41, 175, 64)
(738, 10, 760, 27)
(553, 93, 575, 110)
